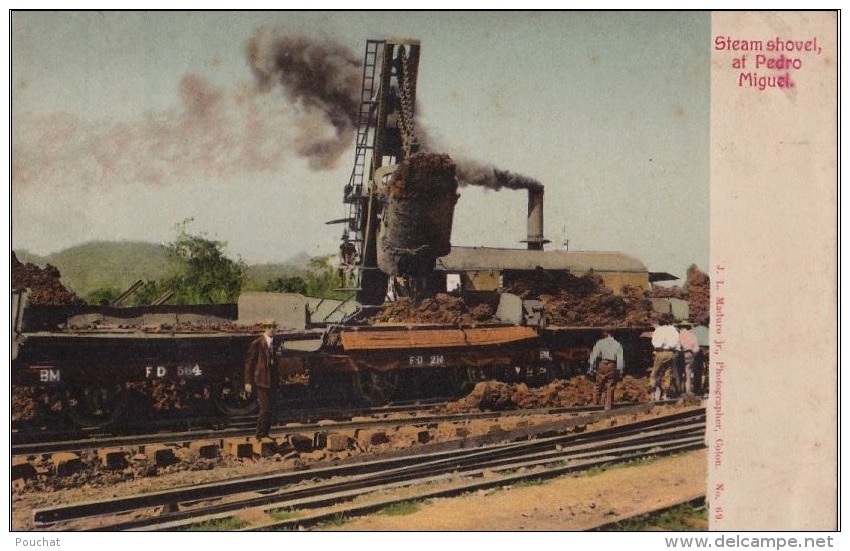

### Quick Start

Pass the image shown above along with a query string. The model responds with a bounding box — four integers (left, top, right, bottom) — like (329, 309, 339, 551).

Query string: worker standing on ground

(587, 329, 624, 405)
(650, 314, 681, 401)
(677, 323, 700, 396)
(244, 319, 278, 439)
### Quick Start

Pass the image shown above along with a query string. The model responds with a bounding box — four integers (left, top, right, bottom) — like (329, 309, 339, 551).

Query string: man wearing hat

(244, 319, 278, 439)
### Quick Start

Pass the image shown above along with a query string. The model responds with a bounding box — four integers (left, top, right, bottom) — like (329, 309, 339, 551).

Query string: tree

(136, 221, 246, 305)
(303, 256, 349, 299)
(263, 256, 350, 300)
(265, 276, 308, 294)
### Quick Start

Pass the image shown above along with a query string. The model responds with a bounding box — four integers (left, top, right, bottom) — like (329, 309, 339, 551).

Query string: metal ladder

(339, 39, 385, 292)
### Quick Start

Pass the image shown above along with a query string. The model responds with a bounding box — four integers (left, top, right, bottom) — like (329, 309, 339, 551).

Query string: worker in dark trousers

(244, 319, 278, 439)
(677, 323, 700, 396)
(650, 314, 681, 401)
(587, 330, 624, 405)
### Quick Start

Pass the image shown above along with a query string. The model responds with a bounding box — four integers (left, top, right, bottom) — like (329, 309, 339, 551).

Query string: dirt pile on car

(506, 271, 659, 327)
(12, 251, 85, 306)
(370, 271, 661, 327)
(684, 265, 710, 326)
(370, 293, 495, 324)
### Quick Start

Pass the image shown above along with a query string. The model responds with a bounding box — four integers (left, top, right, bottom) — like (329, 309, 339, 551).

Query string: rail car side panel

(13, 333, 257, 386)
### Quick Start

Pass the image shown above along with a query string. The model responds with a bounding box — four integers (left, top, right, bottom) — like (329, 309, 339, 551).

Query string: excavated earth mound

(684, 265, 710, 326)
(443, 376, 649, 414)
(372, 264, 710, 328)
(12, 251, 85, 306)
(370, 272, 666, 328)
(507, 271, 659, 327)
(370, 293, 494, 325)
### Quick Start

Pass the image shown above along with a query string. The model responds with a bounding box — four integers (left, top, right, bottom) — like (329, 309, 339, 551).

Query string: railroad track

(31, 406, 705, 531)
(13, 399, 653, 457)
(11, 396, 456, 447)
(12, 397, 458, 452)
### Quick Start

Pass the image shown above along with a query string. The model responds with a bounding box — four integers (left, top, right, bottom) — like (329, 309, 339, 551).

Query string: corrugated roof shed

(435, 246, 647, 273)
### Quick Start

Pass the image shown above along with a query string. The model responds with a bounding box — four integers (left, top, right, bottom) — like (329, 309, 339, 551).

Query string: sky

(10, 11, 709, 278)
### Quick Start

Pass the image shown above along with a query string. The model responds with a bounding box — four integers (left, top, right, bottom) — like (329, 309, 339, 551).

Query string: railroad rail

(12, 395, 456, 445)
(584, 494, 707, 531)
(14, 399, 662, 457)
(31, 406, 705, 530)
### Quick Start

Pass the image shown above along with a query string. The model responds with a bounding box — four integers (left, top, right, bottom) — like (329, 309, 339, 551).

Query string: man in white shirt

(649, 314, 681, 401)
(587, 330, 624, 405)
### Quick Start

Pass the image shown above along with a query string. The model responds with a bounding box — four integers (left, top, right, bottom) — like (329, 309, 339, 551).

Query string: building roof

(435, 246, 648, 274)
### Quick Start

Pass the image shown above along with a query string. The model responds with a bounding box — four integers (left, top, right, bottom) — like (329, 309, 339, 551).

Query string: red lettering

(755, 54, 803, 70)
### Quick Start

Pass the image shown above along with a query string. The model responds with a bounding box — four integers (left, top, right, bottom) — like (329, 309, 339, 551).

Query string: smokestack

(524, 187, 549, 250)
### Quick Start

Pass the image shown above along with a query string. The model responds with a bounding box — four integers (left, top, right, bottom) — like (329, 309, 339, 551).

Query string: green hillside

(13, 242, 327, 300)
(15, 241, 177, 298)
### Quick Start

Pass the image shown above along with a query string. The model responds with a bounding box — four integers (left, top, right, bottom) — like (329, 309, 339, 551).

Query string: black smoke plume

(245, 28, 362, 169)
(455, 158, 543, 191)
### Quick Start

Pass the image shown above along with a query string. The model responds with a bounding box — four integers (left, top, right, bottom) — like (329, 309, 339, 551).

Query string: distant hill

(14, 241, 177, 298)
(13, 242, 326, 299)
